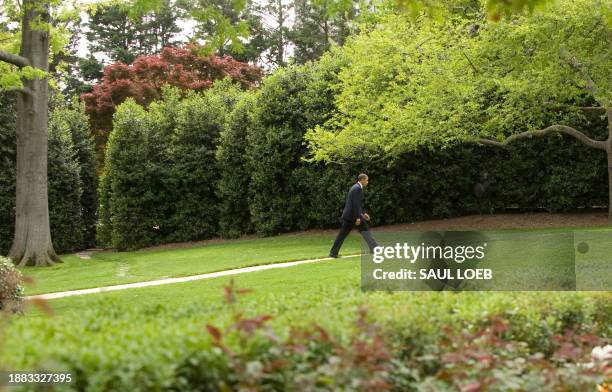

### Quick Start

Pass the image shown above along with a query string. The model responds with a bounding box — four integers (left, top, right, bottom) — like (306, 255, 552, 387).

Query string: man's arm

(354, 187, 365, 222)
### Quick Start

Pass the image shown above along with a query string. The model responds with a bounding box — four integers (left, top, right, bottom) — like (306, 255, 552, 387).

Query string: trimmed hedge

(0, 93, 16, 255)
(0, 95, 98, 255)
(242, 60, 608, 235)
(216, 94, 256, 238)
(98, 59, 608, 250)
(165, 82, 243, 242)
(99, 82, 244, 250)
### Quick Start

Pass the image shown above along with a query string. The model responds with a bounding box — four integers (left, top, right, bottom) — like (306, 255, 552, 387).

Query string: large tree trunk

(8, 0, 61, 267)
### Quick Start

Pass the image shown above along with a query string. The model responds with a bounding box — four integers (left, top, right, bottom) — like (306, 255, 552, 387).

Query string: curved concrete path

(26, 254, 360, 301)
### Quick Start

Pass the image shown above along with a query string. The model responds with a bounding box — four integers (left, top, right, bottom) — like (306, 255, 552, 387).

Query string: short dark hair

(357, 173, 368, 181)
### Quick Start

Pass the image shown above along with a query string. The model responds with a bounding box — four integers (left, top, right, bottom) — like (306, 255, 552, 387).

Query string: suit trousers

(329, 218, 378, 257)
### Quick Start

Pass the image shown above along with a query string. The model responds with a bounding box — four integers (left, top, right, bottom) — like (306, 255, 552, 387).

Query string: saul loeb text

(370, 242, 493, 281)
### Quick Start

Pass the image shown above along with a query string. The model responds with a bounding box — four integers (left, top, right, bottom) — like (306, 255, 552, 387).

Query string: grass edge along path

(26, 254, 362, 300)
(20, 233, 363, 295)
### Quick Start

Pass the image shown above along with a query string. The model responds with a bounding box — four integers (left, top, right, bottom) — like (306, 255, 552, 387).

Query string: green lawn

(20, 232, 362, 295)
(18, 226, 611, 318)
(18, 226, 612, 296)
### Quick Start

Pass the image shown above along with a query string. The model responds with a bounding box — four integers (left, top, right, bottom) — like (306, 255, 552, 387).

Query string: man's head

(357, 173, 369, 187)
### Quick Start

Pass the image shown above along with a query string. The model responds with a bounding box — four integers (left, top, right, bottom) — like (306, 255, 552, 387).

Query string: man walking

(329, 173, 378, 258)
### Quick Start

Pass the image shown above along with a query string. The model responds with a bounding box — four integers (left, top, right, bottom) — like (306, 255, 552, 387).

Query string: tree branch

(2, 86, 34, 97)
(16, 87, 34, 97)
(566, 54, 605, 106)
(479, 124, 607, 151)
(543, 103, 606, 113)
(0, 50, 30, 68)
(461, 51, 479, 73)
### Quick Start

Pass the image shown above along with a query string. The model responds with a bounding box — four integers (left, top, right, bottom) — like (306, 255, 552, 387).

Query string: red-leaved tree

(81, 45, 262, 156)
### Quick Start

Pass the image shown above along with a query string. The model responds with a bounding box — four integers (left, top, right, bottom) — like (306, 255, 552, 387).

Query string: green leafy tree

(190, 0, 268, 62)
(260, 0, 292, 67)
(289, 0, 357, 64)
(307, 0, 612, 217)
(85, 0, 182, 64)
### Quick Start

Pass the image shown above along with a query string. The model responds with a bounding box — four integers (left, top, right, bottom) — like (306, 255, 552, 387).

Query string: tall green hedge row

(98, 57, 608, 250)
(97, 82, 244, 249)
(0, 93, 16, 256)
(0, 95, 98, 255)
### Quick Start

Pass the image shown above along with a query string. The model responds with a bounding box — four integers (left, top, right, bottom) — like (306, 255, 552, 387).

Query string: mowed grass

(24, 256, 362, 317)
(19, 232, 362, 295)
(19, 226, 612, 295)
(16, 256, 612, 335)
(22, 225, 612, 317)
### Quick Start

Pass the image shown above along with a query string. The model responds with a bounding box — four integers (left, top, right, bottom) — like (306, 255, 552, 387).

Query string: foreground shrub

(2, 283, 609, 391)
(0, 256, 23, 313)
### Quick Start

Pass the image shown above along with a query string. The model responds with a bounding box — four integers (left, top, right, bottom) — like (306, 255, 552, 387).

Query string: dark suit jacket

(341, 183, 365, 222)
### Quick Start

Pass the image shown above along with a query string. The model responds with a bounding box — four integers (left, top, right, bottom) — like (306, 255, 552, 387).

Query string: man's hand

(355, 218, 361, 225)
(363, 213, 370, 221)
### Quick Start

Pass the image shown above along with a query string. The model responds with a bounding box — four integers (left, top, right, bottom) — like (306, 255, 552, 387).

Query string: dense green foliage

(97, 99, 160, 249)
(245, 58, 347, 235)
(99, 81, 244, 249)
(48, 109, 85, 253)
(306, 0, 611, 161)
(85, 0, 182, 64)
(167, 82, 243, 241)
(2, 264, 610, 390)
(216, 94, 256, 237)
(0, 93, 16, 255)
(101, 45, 609, 249)
(0, 95, 97, 255)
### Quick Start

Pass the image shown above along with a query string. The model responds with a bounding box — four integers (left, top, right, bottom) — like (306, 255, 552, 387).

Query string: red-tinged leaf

(315, 325, 331, 342)
(20, 275, 35, 285)
(236, 288, 253, 295)
(234, 314, 272, 335)
(553, 342, 583, 362)
(577, 334, 603, 346)
(442, 352, 464, 364)
(206, 324, 223, 342)
(27, 297, 54, 316)
(82, 45, 263, 153)
(268, 359, 288, 371)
